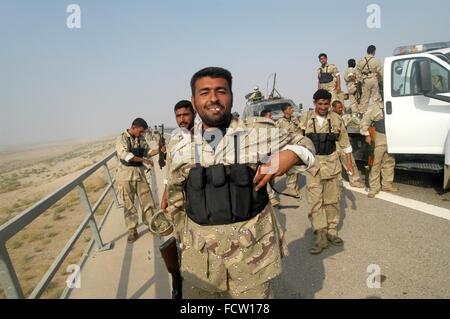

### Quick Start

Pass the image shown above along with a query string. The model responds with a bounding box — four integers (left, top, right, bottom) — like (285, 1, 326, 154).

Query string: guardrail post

(103, 164, 120, 208)
(77, 184, 112, 252)
(0, 244, 24, 299)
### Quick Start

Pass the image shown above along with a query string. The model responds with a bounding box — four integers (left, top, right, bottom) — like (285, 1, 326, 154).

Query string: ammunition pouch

(306, 133, 339, 155)
(120, 147, 145, 167)
(184, 164, 268, 225)
(318, 72, 334, 84)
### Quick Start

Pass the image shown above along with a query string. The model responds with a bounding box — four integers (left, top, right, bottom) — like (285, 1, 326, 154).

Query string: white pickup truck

(350, 41, 450, 189)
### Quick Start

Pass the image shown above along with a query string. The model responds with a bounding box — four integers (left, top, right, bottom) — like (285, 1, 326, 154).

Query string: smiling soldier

(165, 67, 316, 299)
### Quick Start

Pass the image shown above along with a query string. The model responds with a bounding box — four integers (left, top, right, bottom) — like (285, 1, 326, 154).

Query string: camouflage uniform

(164, 128, 192, 241)
(317, 64, 340, 103)
(357, 54, 383, 113)
(344, 67, 361, 114)
(115, 131, 156, 231)
(275, 116, 303, 197)
(166, 116, 315, 298)
(360, 103, 396, 195)
(301, 111, 352, 250)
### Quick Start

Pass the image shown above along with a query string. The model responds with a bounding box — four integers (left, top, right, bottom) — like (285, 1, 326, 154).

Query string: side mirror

(298, 103, 303, 110)
(418, 60, 433, 93)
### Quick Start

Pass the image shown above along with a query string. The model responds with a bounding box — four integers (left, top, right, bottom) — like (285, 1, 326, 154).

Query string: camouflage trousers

(369, 144, 396, 192)
(179, 206, 286, 299)
(183, 279, 273, 299)
(286, 172, 301, 195)
(360, 77, 381, 113)
(348, 93, 361, 114)
(305, 172, 341, 235)
(267, 184, 280, 207)
(118, 180, 155, 230)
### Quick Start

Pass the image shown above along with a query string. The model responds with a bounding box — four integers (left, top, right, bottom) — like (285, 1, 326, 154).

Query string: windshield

(432, 52, 450, 65)
(263, 102, 294, 112)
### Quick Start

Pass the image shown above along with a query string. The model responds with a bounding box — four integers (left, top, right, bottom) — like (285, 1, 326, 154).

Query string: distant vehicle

(348, 41, 450, 189)
(243, 97, 302, 121)
(242, 73, 303, 121)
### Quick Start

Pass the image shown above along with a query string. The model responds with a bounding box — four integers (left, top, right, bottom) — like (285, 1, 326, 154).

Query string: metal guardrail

(0, 151, 120, 299)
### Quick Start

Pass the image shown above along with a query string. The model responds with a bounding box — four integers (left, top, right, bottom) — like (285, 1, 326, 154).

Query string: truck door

(384, 55, 450, 154)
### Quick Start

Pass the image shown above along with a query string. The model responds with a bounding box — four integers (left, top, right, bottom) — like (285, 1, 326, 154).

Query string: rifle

(356, 80, 363, 105)
(159, 237, 182, 299)
(363, 126, 376, 188)
(158, 124, 167, 169)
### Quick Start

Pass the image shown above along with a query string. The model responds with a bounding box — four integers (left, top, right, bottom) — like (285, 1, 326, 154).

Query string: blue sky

(1, 0, 449, 145)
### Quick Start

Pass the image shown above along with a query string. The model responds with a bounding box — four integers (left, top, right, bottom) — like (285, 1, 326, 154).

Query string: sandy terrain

(0, 135, 119, 298)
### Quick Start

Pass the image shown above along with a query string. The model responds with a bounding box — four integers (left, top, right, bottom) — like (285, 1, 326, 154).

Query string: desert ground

(0, 136, 118, 298)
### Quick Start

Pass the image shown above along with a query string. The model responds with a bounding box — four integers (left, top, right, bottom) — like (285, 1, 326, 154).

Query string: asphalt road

(271, 168, 450, 298)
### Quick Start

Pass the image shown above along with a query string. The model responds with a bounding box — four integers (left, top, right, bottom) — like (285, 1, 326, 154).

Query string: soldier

(276, 105, 303, 197)
(344, 58, 362, 115)
(360, 102, 399, 198)
(260, 108, 280, 208)
(301, 89, 353, 254)
(260, 108, 273, 120)
(331, 100, 364, 188)
(245, 86, 263, 103)
(161, 100, 196, 240)
(317, 53, 341, 103)
(357, 45, 383, 113)
(115, 118, 162, 243)
(166, 67, 316, 298)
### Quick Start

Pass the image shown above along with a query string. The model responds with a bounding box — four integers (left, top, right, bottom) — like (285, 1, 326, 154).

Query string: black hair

(348, 59, 356, 68)
(318, 53, 327, 59)
(190, 67, 233, 96)
(332, 100, 343, 108)
(260, 109, 271, 117)
(367, 45, 376, 55)
(313, 89, 332, 101)
(281, 104, 292, 112)
(132, 118, 148, 129)
(174, 100, 194, 113)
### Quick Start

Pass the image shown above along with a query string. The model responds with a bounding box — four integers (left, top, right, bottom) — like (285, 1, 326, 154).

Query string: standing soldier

(276, 105, 303, 197)
(357, 45, 383, 113)
(331, 100, 364, 188)
(167, 67, 316, 298)
(301, 89, 353, 254)
(360, 102, 399, 198)
(344, 58, 362, 115)
(115, 118, 162, 243)
(317, 53, 341, 103)
(161, 100, 196, 240)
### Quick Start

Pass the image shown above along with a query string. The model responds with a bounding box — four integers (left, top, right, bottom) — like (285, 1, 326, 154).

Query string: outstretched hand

(253, 150, 300, 191)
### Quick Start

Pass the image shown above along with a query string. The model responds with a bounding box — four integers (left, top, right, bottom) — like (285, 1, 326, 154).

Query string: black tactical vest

(184, 135, 269, 225)
(318, 66, 334, 84)
(306, 118, 340, 156)
(120, 135, 145, 167)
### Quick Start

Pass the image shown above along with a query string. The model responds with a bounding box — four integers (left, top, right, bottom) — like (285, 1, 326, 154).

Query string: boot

(382, 185, 400, 193)
(309, 229, 329, 255)
(327, 230, 344, 246)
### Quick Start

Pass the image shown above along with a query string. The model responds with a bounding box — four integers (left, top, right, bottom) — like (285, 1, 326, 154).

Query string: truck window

(392, 58, 450, 96)
(430, 61, 450, 93)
